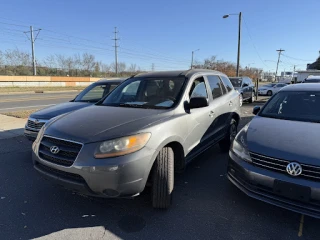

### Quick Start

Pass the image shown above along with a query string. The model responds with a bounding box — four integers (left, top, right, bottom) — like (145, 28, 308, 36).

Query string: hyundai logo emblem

(50, 146, 60, 154)
(286, 162, 302, 177)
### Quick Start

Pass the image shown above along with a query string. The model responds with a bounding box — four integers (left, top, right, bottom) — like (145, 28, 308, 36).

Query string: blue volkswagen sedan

(228, 83, 320, 218)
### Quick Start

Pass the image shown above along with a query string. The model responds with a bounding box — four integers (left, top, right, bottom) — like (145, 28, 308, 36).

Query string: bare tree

(82, 53, 95, 72)
(43, 55, 57, 68)
(128, 63, 137, 72)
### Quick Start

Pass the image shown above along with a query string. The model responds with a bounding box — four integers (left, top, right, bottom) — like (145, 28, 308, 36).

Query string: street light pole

(223, 12, 242, 77)
(190, 49, 199, 69)
(236, 12, 242, 77)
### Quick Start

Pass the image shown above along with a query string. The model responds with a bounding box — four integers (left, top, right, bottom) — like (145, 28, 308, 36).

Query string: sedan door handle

(209, 111, 215, 117)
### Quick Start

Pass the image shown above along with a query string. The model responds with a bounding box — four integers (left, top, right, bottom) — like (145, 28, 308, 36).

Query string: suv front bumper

(32, 140, 157, 198)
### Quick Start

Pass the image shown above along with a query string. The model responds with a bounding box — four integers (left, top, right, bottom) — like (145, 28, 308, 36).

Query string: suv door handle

(209, 111, 214, 117)
(229, 101, 233, 106)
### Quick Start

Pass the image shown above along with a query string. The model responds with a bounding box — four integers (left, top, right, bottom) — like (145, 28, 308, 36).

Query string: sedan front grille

(250, 152, 320, 181)
(27, 119, 46, 130)
(39, 136, 82, 167)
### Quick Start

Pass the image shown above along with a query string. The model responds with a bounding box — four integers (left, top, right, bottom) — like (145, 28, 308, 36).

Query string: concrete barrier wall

(0, 76, 121, 87)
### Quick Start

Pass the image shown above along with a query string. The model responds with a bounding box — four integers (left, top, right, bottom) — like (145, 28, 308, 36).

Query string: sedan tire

(267, 90, 273, 96)
(152, 147, 174, 209)
(248, 92, 255, 103)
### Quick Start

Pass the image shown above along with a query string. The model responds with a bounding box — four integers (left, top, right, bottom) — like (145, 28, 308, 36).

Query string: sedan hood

(30, 102, 91, 119)
(247, 116, 320, 165)
(45, 105, 172, 143)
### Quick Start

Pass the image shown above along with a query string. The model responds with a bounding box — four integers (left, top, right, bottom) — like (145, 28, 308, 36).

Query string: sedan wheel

(239, 94, 243, 107)
(267, 90, 272, 96)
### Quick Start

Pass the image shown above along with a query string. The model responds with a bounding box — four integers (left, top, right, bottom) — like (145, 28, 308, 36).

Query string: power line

(0, 21, 28, 28)
(242, 18, 269, 68)
(281, 54, 314, 62)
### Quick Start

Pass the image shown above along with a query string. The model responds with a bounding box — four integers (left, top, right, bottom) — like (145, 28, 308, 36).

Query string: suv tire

(219, 119, 238, 152)
(152, 147, 174, 209)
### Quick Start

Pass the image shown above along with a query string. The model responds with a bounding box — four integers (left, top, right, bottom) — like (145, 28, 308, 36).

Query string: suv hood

(45, 105, 172, 143)
(30, 102, 91, 119)
(247, 116, 320, 165)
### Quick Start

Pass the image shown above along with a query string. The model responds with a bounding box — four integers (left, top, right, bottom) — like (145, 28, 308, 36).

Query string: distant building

(296, 70, 320, 83)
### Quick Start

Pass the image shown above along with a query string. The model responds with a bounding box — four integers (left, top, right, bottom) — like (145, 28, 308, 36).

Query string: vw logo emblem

(50, 146, 60, 154)
(286, 162, 302, 177)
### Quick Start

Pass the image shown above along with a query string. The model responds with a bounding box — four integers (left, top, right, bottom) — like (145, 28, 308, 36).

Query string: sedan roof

(280, 83, 320, 92)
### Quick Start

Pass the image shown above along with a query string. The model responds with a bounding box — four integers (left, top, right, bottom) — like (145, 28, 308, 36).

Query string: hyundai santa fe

(228, 83, 320, 218)
(32, 69, 241, 209)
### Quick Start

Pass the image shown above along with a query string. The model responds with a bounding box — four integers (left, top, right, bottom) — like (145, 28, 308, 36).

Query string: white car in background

(258, 83, 287, 96)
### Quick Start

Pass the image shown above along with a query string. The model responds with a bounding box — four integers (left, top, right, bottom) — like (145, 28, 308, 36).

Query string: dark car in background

(229, 77, 255, 105)
(228, 83, 320, 218)
(24, 79, 124, 141)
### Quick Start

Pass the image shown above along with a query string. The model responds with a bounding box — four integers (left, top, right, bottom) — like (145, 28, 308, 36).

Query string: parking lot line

(298, 214, 304, 237)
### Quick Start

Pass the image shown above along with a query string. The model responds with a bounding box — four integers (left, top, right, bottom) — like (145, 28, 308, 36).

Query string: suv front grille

(39, 136, 82, 167)
(250, 152, 320, 181)
(27, 119, 45, 130)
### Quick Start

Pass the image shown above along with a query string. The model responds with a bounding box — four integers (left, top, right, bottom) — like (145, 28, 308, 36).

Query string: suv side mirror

(189, 97, 208, 109)
(243, 83, 249, 87)
(252, 106, 261, 115)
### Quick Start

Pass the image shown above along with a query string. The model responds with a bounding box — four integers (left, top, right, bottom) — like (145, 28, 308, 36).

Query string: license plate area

(274, 180, 310, 202)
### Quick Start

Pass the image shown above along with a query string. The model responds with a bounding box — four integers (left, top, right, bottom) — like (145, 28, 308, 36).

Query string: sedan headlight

(94, 133, 151, 158)
(231, 125, 252, 162)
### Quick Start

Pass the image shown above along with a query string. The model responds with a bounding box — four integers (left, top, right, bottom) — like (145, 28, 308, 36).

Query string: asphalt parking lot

(1, 101, 319, 240)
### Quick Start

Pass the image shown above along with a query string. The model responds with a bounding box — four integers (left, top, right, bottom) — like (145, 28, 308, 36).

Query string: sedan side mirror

(189, 97, 208, 109)
(252, 106, 261, 115)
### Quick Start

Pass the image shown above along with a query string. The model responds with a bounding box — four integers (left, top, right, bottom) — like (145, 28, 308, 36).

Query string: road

(0, 92, 79, 113)
(1, 103, 319, 240)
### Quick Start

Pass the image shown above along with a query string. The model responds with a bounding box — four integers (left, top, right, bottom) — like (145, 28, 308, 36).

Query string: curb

(0, 90, 82, 95)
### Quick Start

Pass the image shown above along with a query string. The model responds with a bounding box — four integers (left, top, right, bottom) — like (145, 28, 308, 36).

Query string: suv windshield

(229, 78, 242, 87)
(74, 83, 119, 103)
(101, 77, 186, 109)
(259, 91, 320, 123)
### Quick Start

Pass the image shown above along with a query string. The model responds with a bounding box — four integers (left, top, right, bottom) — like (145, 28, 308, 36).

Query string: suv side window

(189, 77, 208, 99)
(220, 76, 234, 92)
(207, 75, 223, 99)
(246, 78, 253, 85)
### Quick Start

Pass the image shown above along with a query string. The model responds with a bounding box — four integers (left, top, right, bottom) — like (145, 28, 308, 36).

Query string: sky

(0, 0, 319, 72)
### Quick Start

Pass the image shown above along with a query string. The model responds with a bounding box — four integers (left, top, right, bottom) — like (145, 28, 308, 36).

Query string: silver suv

(32, 69, 241, 209)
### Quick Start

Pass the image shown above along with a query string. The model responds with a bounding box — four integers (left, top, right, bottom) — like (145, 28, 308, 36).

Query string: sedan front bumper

(24, 128, 38, 141)
(228, 151, 320, 219)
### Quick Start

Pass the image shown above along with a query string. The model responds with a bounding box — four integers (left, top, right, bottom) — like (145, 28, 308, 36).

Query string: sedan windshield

(259, 91, 320, 123)
(101, 77, 186, 109)
(263, 84, 276, 88)
(304, 79, 320, 83)
(74, 83, 119, 103)
(229, 78, 242, 88)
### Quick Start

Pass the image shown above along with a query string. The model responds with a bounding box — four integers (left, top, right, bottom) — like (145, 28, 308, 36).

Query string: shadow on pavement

(1, 119, 320, 239)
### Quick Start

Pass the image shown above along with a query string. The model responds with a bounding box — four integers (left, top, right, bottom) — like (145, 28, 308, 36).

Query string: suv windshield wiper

(118, 103, 169, 109)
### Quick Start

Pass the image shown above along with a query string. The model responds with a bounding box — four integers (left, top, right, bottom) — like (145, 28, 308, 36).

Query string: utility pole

(275, 49, 285, 82)
(151, 63, 155, 71)
(24, 26, 41, 76)
(191, 51, 194, 69)
(112, 27, 119, 75)
(190, 49, 199, 69)
(236, 12, 242, 77)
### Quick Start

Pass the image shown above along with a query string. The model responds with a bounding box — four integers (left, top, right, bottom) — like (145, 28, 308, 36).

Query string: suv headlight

(231, 125, 252, 163)
(94, 133, 151, 158)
